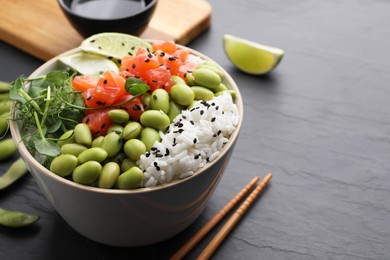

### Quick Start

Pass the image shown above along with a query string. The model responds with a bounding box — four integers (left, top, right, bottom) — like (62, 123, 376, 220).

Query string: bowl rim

(10, 42, 244, 195)
(57, 0, 158, 21)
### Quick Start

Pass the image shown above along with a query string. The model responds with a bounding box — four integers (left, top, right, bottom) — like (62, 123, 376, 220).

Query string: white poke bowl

(10, 45, 243, 247)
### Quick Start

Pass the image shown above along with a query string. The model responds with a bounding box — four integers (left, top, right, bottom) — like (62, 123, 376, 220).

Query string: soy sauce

(70, 0, 147, 19)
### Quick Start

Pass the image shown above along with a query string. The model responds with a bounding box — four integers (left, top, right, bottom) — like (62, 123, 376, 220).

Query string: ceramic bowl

(10, 45, 243, 247)
(57, 0, 158, 37)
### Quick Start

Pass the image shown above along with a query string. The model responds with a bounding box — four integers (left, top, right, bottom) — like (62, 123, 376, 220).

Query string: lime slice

(80, 32, 152, 60)
(223, 34, 284, 75)
(59, 51, 119, 77)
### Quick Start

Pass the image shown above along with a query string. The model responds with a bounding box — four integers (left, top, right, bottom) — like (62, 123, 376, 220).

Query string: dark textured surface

(1, 0, 390, 259)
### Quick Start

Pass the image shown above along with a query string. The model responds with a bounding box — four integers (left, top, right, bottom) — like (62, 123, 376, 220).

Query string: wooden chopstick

(169, 176, 260, 260)
(197, 173, 272, 260)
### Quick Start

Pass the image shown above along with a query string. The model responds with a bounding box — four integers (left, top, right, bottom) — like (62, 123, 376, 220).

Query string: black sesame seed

(152, 79, 158, 83)
(108, 56, 113, 60)
(193, 138, 197, 144)
(128, 52, 133, 56)
(153, 95, 157, 100)
(132, 63, 136, 69)
(95, 130, 100, 135)
(98, 46, 102, 50)
(151, 147, 157, 151)
(103, 79, 107, 84)
(90, 39, 95, 43)
(101, 123, 106, 129)
(173, 137, 176, 144)
(165, 148, 170, 156)
(190, 120, 194, 125)
(146, 152, 151, 157)
(133, 104, 142, 111)
(156, 154, 163, 158)
(168, 56, 176, 61)
(131, 46, 136, 50)
(121, 42, 125, 46)
(156, 166, 161, 171)
(87, 96, 92, 101)
(145, 58, 150, 63)
(96, 101, 103, 106)
(148, 53, 153, 58)
(153, 161, 158, 166)
(211, 117, 216, 122)
(217, 130, 222, 135)
(85, 118, 89, 124)
(200, 110, 204, 115)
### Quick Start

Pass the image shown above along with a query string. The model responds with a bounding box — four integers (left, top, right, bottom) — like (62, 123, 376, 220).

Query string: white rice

(137, 92, 239, 187)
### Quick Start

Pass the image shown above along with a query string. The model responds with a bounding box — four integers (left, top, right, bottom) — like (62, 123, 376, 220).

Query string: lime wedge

(80, 32, 152, 60)
(223, 34, 284, 75)
(59, 51, 119, 77)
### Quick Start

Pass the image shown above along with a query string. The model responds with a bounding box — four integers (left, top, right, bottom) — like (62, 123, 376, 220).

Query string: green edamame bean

(0, 208, 39, 228)
(108, 109, 129, 124)
(98, 162, 120, 189)
(150, 89, 170, 114)
(140, 110, 170, 131)
(124, 139, 146, 161)
(74, 123, 92, 147)
(121, 158, 136, 173)
(215, 83, 228, 92)
(0, 158, 28, 190)
(116, 166, 144, 189)
(0, 93, 9, 102)
(122, 121, 142, 140)
(78, 147, 108, 164)
(0, 138, 17, 161)
(107, 124, 124, 136)
(72, 161, 102, 185)
(191, 86, 215, 100)
(0, 81, 10, 93)
(50, 154, 78, 177)
(171, 75, 186, 85)
(193, 68, 221, 90)
(170, 83, 195, 106)
(100, 132, 122, 157)
(0, 100, 11, 114)
(60, 143, 88, 156)
(91, 136, 104, 147)
(57, 130, 75, 147)
(185, 72, 196, 86)
(140, 127, 160, 151)
(215, 90, 236, 99)
(168, 101, 183, 122)
(142, 92, 151, 110)
(0, 111, 10, 136)
(200, 61, 224, 77)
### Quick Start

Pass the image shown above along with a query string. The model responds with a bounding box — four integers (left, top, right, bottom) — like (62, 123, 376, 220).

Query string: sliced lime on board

(223, 34, 284, 75)
(80, 32, 152, 60)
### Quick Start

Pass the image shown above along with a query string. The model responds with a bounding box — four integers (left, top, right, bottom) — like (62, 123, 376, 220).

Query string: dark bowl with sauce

(57, 0, 158, 37)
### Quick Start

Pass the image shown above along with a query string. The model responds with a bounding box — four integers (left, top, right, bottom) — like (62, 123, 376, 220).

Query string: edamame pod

(0, 208, 39, 228)
(50, 154, 78, 177)
(140, 110, 170, 131)
(72, 161, 102, 185)
(0, 138, 17, 161)
(150, 89, 170, 114)
(98, 162, 120, 189)
(74, 123, 92, 147)
(116, 166, 144, 189)
(0, 158, 28, 190)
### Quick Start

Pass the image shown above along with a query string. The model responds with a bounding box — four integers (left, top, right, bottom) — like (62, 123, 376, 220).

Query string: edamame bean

(57, 130, 75, 147)
(0, 111, 10, 136)
(60, 143, 88, 156)
(50, 154, 78, 177)
(170, 83, 195, 106)
(0, 93, 9, 102)
(91, 136, 104, 147)
(168, 101, 183, 122)
(198, 61, 224, 78)
(215, 90, 236, 99)
(121, 158, 136, 173)
(150, 89, 170, 114)
(142, 92, 151, 110)
(98, 162, 120, 189)
(107, 124, 124, 136)
(74, 123, 92, 147)
(140, 110, 170, 131)
(100, 132, 122, 157)
(0, 100, 11, 114)
(215, 83, 228, 92)
(193, 68, 221, 90)
(108, 109, 129, 124)
(0, 208, 39, 228)
(0, 81, 10, 93)
(140, 127, 160, 151)
(0, 158, 28, 190)
(185, 72, 196, 86)
(78, 147, 108, 164)
(124, 139, 146, 161)
(122, 121, 142, 140)
(0, 138, 17, 161)
(72, 161, 102, 185)
(191, 86, 215, 101)
(171, 75, 186, 85)
(116, 166, 144, 189)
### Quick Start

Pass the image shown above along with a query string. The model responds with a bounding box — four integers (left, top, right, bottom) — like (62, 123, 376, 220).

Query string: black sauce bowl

(57, 0, 158, 37)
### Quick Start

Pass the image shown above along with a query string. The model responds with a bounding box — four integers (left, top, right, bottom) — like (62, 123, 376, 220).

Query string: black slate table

(1, 0, 390, 259)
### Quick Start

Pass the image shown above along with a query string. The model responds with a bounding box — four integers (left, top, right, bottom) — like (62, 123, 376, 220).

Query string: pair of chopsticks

(170, 173, 272, 260)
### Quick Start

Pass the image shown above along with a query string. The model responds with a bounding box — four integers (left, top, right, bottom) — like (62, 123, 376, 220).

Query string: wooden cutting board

(0, 0, 211, 61)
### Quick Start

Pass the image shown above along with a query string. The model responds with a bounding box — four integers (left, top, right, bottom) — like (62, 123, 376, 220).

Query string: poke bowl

(9, 34, 243, 247)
